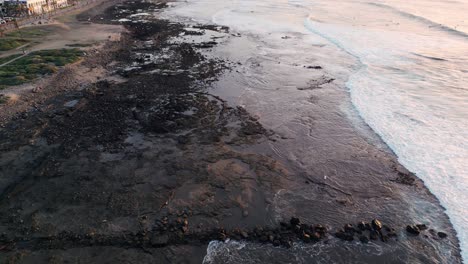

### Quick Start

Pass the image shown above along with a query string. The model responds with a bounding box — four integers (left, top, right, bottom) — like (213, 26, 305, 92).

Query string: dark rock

(242, 210, 249, 217)
(300, 224, 310, 232)
(305, 65, 322, 69)
(359, 235, 369, 244)
(218, 229, 227, 240)
(311, 232, 321, 241)
(393, 172, 416, 185)
(255, 227, 264, 237)
(387, 230, 397, 237)
(370, 230, 379, 240)
(335, 229, 353, 241)
(240, 231, 249, 239)
(268, 235, 274, 242)
(416, 224, 428, 231)
(357, 221, 368, 231)
(281, 239, 293, 248)
(344, 224, 355, 233)
(381, 234, 389, 242)
(406, 225, 420, 235)
(151, 234, 169, 246)
(371, 219, 382, 231)
(290, 217, 300, 226)
(176, 135, 190, 144)
(314, 224, 327, 233)
(437, 232, 447, 239)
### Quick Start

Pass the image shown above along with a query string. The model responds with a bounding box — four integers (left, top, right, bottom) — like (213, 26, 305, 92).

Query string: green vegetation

(0, 54, 22, 65)
(5, 27, 55, 38)
(0, 38, 30, 51)
(0, 49, 83, 87)
(0, 26, 58, 52)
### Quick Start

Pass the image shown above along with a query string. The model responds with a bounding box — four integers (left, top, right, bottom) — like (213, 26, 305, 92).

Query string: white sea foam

(301, 2, 468, 260)
(164, 0, 468, 261)
(202, 239, 389, 263)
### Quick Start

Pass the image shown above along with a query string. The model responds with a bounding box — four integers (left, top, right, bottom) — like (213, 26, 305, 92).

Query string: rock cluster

(406, 224, 447, 240)
(211, 217, 328, 248)
(334, 219, 397, 243)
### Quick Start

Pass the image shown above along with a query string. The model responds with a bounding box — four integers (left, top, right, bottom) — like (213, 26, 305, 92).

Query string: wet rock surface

(0, 1, 280, 262)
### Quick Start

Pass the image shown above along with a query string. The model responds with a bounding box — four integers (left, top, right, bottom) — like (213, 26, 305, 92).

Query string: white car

(0, 20, 6, 24)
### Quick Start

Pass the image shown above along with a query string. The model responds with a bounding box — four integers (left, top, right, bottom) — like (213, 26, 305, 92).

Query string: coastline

(0, 0, 463, 263)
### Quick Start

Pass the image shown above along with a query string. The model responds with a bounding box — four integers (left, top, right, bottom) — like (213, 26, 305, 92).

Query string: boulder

(357, 221, 369, 231)
(240, 231, 249, 239)
(359, 235, 369, 244)
(151, 234, 169, 246)
(437, 232, 447, 239)
(344, 224, 355, 233)
(416, 224, 428, 231)
(290, 217, 300, 226)
(370, 230, 379, 240)
(371, 219, 382, 231)
(335, 229, 353, 241)
(311, 232, 321, 241)
(406, 225, 420, 235)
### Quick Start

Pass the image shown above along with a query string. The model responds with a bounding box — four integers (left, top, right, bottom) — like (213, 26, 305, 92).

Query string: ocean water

(163, 0, 468, 261)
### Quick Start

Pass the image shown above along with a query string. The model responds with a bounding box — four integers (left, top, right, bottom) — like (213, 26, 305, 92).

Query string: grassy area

(0, 54, 22, 65)
(0, 39, 30, 51)
(0, 26, 58, 52)
(5, 27, 56, 38)
(0, 48, 83, 87)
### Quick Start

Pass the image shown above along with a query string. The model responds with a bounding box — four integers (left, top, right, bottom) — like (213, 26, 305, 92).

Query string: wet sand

(0, 0, 462, 263)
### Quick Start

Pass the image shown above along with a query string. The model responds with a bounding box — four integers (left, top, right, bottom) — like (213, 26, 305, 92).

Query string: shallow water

(202, 239, 430, 264)
(303, 2, 468, 260)
(163, 0, 468, 261)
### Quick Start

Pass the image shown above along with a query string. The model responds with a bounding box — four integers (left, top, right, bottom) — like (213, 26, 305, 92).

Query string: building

(4, 0, 68, 16)
(26, 0, 68, 14)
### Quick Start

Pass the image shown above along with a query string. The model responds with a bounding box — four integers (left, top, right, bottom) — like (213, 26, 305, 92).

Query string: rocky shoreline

(0, 0, 462, 263)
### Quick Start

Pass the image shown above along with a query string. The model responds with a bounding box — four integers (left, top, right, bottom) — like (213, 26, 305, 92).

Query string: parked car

(0, 20, 6, 24)
(4, 17, 15, 22)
